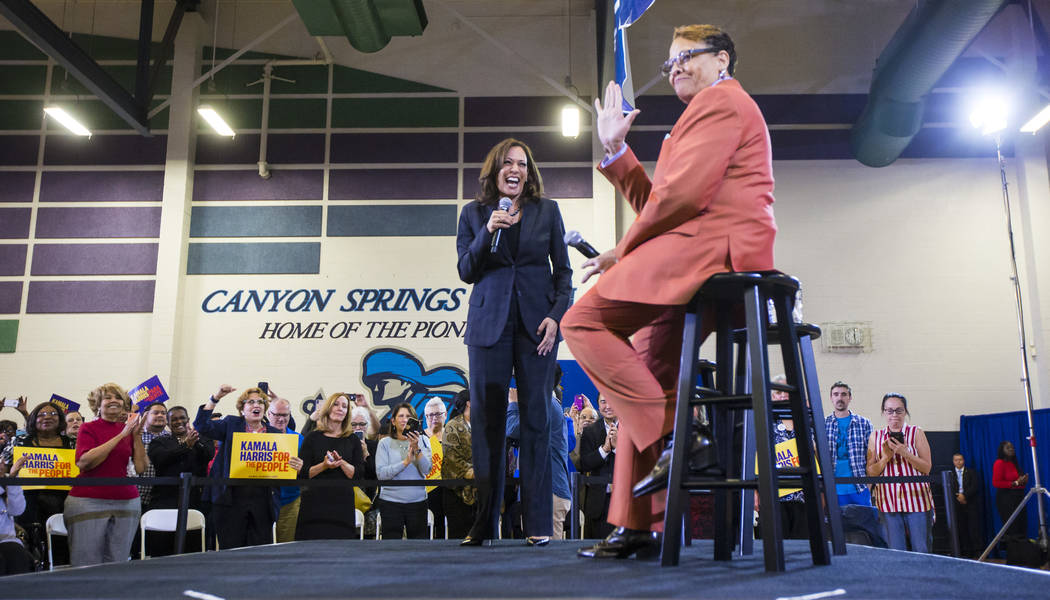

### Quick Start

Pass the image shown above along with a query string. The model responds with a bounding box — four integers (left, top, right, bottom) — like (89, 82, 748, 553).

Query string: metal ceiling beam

(0, 0, 151, 135)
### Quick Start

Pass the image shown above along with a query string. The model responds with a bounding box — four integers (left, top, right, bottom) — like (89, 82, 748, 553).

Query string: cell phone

(258, 381, 269, 395)
(889, 432, 905, 445)
(354, 430, 365, 440)
(573, 394, 585, 411)
(3, 397, 19, 408)
(404, 417, 422, 435)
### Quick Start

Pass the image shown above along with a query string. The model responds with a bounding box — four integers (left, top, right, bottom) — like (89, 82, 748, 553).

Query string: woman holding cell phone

(376, 402, 431, 539)
(296, 393, 363, 540)
(866, 393, 933, 552)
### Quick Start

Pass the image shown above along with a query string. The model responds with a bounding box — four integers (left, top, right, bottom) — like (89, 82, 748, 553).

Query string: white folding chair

(355, 508, 365, 540)
(426, 509, 435, 540)
(444, 516, 449, 540)
(374, 512, 382, 540)
(45, 513, 67, 570)
(579, 509, 586, 539)
(272, 521, 277, 544)
(139, 509, 206, 559)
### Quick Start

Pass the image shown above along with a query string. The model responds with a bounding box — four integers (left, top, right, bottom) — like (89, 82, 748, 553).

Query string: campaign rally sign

(229, 432, 298, 480)
(12, 446, 79, 490)
(48, 394, 80, 413)
(129, 375, 169, 413)
(755, 436, 821, 498)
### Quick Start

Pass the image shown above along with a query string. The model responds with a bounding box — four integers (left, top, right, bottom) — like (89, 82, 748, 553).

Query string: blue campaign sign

(614, 0, 656, 111)
(48, 394, 80, 413)
(129, 375, 170, 413)
(615, 0, 656, 28)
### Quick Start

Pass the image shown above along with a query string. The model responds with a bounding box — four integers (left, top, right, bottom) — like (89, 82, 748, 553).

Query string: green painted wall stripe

(0, 31, 46, 59)
(0, 66, 47, 95)
(331, 97, 458, 128)
(332, 65, 452, 93)
(187, 242, 320, 275)
(269, 98, 328, 129)
(51, 65, 172, 96)
(0, 320, 17, 353)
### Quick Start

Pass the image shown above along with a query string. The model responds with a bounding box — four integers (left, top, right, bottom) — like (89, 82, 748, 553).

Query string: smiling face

(145, 403, 168, 431)
(34, 404, 62, 436)
(328, 395, 349, 424)
(667, 36, 729, 104)
(100, 392, 128, 422)
(497, 145, 528, 202)
(597, 395, 616, 422)
(168, 408, 189, 437)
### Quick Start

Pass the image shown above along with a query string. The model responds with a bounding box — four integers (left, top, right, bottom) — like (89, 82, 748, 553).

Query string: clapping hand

(185, 427, 200, 446)
(324, 450, 343, 469)
(122, 412, 142, 437)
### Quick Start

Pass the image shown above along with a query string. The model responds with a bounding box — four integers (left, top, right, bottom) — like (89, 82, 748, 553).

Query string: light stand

(977, 133, 1050, 561)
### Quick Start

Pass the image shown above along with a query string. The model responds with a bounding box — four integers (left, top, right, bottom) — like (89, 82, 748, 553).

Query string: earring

(718, 68, 728, 80)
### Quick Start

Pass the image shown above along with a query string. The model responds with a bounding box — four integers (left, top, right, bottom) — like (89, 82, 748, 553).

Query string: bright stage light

(1020, 103, 1050, 133)
(561, 106, 580, 138)
(968, 92, 1011, 135)
(43, 106, 91, 137)
(197, 106, 236, 137)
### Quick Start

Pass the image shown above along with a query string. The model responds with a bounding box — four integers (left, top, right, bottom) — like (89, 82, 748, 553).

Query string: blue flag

(614, 0, 656, 112)
(129, 375, 170, 413)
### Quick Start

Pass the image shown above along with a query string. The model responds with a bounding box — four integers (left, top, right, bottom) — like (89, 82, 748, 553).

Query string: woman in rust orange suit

(562, 24, 777, 559)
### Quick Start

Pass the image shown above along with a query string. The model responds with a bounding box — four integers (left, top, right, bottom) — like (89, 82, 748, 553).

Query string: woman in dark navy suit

(456, 138, 572, 546)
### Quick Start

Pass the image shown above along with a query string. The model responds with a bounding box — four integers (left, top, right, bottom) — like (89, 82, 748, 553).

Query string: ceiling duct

(850, 0, 1007, 167)
(292, 0, 427, 53)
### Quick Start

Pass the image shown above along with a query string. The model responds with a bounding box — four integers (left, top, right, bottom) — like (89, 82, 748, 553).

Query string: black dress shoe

(460, 535, 485, 546)
(525, 536, 550, 547)
(578, 527, 659, 559)
(632, 424, 718, 497)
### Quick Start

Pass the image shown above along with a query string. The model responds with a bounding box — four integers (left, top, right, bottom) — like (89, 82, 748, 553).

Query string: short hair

(476, 138, 544, 206)
(26, 402, 67, 439)
(673, 24, 737, 76)
(952, 452, 964, 458)
(0, 419, 17, 436)
(88, 383, 132, 416)
(167, 406, 189, 419)
(830, 381, 852, 395)
(425, 397, 447, 415)
(317, 393, 353, 438)
(880, 392, 909, 416)
(235, 387, 269, 414)
(390, 402, 417, 438)
(350, 406, 370, 423)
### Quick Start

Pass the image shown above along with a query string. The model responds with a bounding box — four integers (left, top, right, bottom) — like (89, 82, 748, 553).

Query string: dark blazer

(456, 197, 572, 347)
(147, 433, 215, 510)
(193, 405, 282, 517)
(948, 467, 980, 502)
(578, 420, 615, 519)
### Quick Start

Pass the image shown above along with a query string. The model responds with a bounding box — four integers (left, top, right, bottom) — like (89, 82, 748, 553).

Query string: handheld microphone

(490, 197, 513, 253)
(563, 230, 600, 259)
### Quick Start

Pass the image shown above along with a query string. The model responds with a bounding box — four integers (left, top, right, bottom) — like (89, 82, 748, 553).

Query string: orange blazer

(596, 78, 777, 306)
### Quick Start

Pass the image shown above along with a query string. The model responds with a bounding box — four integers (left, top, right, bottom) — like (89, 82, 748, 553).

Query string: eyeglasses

(37, 411, 60, 418)
(425, 412, 446, 419)
(268, 413, 290, 419)
(349, 421, 368, 427)
(884, 408, 906, 415)
(660, 47, 721, 76)
(243, 399, 266, 405)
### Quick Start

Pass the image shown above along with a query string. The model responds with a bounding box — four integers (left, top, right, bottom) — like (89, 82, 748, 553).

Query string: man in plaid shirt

(823, 382, 873, 507)
(133, 403, 170, 511)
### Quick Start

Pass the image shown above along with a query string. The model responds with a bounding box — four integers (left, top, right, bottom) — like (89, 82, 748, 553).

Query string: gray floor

(4, 539, 1049, 599)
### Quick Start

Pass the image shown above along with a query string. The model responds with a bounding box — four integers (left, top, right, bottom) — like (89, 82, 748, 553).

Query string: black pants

(213, 487, 274, 549)
(443, 488, 476, 539)
(427, 488, 446, 539)
(0, 541, 34, 576)
(996, 487, 1027, 537)
(379, 499, 428, 539)
(954, 500, 983, 556)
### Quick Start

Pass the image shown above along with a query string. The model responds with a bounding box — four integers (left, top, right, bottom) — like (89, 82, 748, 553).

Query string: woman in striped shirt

(866, 393, 933, 552)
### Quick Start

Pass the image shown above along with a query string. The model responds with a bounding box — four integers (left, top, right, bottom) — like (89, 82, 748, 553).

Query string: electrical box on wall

(820, 321, 873, 353)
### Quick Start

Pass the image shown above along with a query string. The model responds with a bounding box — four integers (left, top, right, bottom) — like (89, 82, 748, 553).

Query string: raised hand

(214, 384, 236, 401)
(594, 81, 640, 157)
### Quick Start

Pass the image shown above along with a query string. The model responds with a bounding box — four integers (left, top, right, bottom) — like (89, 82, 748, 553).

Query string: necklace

(508, 206, 520, 217)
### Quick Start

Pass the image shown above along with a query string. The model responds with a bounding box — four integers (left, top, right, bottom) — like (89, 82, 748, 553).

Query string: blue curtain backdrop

(959, 408, 1050, 543)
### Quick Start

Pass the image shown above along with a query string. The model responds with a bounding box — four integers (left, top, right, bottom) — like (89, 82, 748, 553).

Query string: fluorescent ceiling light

(1020, 104, 1050, 134)
(197, 106, 235, 137)
(561, 106, 580, 138)
(43, 106, 91, 137)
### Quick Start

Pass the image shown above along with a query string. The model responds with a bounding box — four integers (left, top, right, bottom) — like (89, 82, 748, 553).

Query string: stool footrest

(693, 394, 752, 407)
(681, 479, 759, 490)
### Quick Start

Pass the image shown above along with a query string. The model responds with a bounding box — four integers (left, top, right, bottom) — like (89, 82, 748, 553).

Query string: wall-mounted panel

(0, 208, 31, 239)
(463, 132, 590, 163)
(0, 319, 16, 352)
(0, 100, 43, 130)
(193, 169, 324, 201)
(35, 207, 162, 239)
(461, 166, 592, 200)
(329, 168, 457, 200)
(0, 244, 27, 276)
(40, 171, 164, 203)
(43, 134, 167, 165)
(0, 172, 36, 203)
(196, 133, 261, 165)
(31, 243, 159, 275)
(327, 205, 456, 237)
(0, 136, 39, 165)
(187, 242, 321, 274)
(266, 133, 326, 165)
(189, 206, 322, 237)
(0, 282, 21, 314)
(330, 133, 457, 163)
(269, 99, 327, 129)
(331, 98, 458, 128)
(464, 97, 591, 127)
(26, 280, 156, 313)
(0, 65, 47, 95)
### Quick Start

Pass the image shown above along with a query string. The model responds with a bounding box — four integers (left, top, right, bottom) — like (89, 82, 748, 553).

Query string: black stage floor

(4, 539, 1049, 599)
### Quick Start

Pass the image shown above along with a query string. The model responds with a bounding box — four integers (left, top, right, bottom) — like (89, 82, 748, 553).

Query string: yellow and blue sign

(48, 394, 79, 413)
(12, 447, 79, 490)
(129, 375, 169, 413)
(229, 432, 298, 480)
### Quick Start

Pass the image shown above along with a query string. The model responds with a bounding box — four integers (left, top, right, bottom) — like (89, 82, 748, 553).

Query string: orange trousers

(561, 287, 686, 532)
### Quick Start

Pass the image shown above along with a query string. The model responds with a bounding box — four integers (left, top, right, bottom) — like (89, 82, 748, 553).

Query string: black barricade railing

(4, 472, 939, 555)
